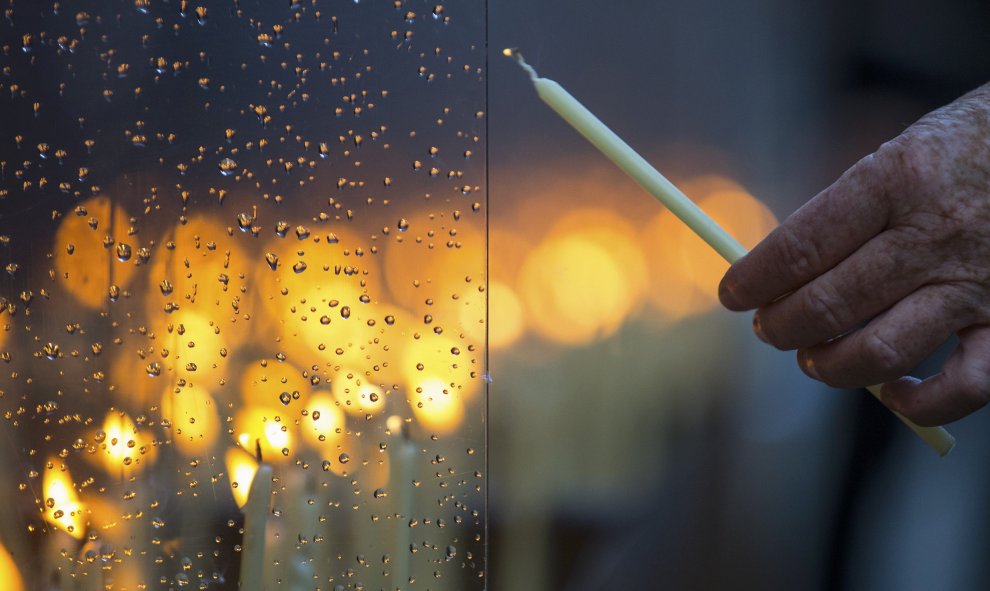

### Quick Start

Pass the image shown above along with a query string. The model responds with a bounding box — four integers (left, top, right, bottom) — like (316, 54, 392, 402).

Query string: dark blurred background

(487, 1, 990, 590)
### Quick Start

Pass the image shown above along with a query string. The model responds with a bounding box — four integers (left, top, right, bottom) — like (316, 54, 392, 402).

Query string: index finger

(718, 154, 892, 311)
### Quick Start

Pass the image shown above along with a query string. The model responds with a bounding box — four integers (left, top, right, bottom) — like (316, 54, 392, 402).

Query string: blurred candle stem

(240, 463, 273, 591)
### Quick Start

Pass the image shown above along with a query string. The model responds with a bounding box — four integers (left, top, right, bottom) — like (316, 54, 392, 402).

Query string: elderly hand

(719, 83, 990, 427)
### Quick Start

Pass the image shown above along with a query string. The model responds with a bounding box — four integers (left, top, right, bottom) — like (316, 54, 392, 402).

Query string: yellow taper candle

(509, 49, 955, 457)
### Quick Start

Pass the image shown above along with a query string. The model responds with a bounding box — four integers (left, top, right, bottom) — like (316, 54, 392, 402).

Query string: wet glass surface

(0, 1, 487, 589)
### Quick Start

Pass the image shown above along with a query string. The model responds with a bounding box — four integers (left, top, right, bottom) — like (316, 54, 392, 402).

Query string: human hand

(718, 83, 990, 427)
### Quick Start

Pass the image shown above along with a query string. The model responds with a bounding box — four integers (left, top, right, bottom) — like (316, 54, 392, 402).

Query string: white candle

(240, 463, 274, 591)
(510, 50, 956, 457)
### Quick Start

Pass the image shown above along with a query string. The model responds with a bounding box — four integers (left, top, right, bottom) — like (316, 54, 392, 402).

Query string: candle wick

(503, 47, 539, 82)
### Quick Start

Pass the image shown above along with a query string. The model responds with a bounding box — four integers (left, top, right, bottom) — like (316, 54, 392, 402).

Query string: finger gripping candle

(508, 48, 955, 457)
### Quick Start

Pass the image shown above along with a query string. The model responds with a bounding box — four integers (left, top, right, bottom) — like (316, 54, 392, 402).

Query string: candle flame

(409, 377, 464, 434)
(301, 393, 347, 448)
(96, 410, 155, 475)
(0, 541, 24, 591)
(225, 447, 259, 509)
(42, 459, 86, 540)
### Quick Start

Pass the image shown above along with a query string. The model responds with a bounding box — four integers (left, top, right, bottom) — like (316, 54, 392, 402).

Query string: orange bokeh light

(53, 195, 136, 310)
(641, 177, 778, 319)
(161, 383, 220, 456)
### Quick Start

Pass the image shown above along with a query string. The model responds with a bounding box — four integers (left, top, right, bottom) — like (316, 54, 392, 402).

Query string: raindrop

(292, 261, 307, 274)
(397, 218, 409, 232)
(236, 212, 254, 231)
(265, 252, 279, 270)
(116, 243, 132, 261)
(218, 158, 237, 176)
(279, 392, 291, 406)
(43, 343, 60, 360)
(338, 453, 350, 464)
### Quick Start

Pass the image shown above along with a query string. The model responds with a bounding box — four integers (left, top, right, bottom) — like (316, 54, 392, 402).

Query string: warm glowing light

(382, 213, 485, 325)
(409, 377, 465, 434)
(518, 233, 633, 345)
(240, 358, 310, 407)
(42, 459, 86, 539)
(225, 447, 260, 509)
(399, 333, 481, 400)
(53, 195, 136, 309)
(460, 280, 525, 349)
(260, 228, 395, 374)
(92, 410, 156, 475)
(161, 383, 220, 456)
(332, 368, 386, 416)
(641, 178, 778, 319)
(233, 406, 295, 461)
(151, 308, 233, 385)
(0, 541, 24, 591)
(301, 393, 347, 448)
(146, 215, 253, 321)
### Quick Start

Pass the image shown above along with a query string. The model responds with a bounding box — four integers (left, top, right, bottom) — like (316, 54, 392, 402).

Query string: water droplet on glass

(397, 218, 409, 232)
(116, 243, 132, 261)
(218, 158, 237, 176)
(43, 342, 60, 360)
(265, 252, 279, 270)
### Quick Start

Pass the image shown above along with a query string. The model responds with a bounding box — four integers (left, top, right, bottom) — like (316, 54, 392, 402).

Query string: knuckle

(802, 286, 849, 339)
(775, 224, 820, 280)
(876, 136, 930, 191)
(862, 331, 911, 377)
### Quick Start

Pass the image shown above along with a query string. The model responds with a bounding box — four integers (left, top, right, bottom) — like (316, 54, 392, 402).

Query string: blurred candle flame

(301, 393, 347, 449)
(409, 377, 464, 434)
(96, 410, 155, 475)
(0, 541, 24, 591)
(42, 459, 86, 540)
(332, 368, 385, 416)
(225, 447, 259, 509)
(234, 406, 294, 461)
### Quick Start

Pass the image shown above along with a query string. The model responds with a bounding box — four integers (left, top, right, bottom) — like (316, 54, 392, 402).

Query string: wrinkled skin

(719, 83, 990, 427)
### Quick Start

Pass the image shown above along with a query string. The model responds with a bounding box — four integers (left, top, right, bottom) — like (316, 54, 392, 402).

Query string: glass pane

(0, 2, 487, 590)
